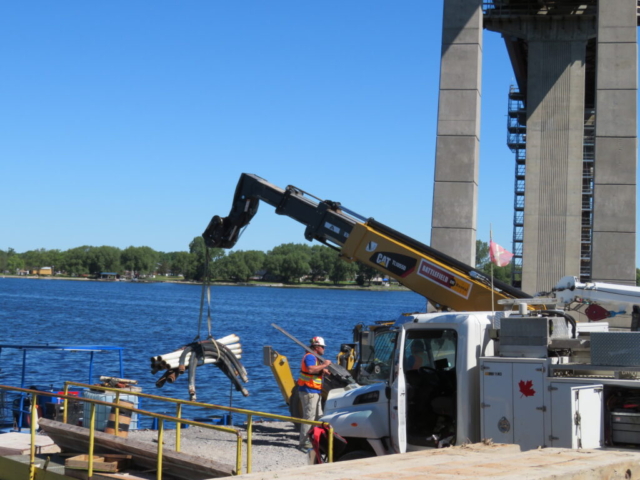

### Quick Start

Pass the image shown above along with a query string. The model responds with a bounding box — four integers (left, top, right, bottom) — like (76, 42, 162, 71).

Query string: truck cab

(320, 311, 495, 458)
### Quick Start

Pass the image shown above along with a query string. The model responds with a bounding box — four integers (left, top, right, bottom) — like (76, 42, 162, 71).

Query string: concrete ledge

(237, 443, 640, 480)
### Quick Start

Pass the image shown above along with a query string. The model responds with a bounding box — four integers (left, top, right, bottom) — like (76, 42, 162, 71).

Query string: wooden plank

(64, 467, 157, 480)
(39, 418, 234, 479)
(0, 432, 61, 456)
(65, 454, 132, 472)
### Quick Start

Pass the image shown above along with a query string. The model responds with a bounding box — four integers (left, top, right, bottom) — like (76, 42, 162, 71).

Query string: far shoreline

(0, 274, 411, 292)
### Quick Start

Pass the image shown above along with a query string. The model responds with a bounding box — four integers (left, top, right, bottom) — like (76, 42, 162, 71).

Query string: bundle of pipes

(150, 334, 249, 400)
(151, 334, 243, 371)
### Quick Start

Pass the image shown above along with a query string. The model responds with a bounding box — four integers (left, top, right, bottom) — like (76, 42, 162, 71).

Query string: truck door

(390, 329, 407, 453)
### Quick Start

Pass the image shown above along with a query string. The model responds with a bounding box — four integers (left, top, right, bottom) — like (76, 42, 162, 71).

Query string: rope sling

(149, 246, 249, 400)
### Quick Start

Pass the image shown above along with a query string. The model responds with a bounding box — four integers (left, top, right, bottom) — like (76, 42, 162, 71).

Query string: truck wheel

(289, 385, 302, 432)
(337, 450, 375, 462)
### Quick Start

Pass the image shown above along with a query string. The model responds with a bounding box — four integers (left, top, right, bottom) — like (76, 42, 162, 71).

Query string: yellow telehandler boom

(203, 173, 531, 312)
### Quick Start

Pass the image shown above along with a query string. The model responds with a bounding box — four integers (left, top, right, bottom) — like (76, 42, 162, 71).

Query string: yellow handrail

(0, 385, 243, 478)
(157, 418, 164, 480)
(65, 381, 335, 471)
(88, 403, 96, 477)
(114, 390, 121, 436)
(29, 393, 37, 480)
(175, 403, 182, 452)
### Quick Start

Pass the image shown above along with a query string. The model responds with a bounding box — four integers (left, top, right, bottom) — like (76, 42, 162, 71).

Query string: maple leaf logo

(519, 380, 536, 397)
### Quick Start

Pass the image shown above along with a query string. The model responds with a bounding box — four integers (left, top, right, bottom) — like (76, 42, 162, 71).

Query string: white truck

(321, 276, 640, 459)
(204, 173, 640, 461)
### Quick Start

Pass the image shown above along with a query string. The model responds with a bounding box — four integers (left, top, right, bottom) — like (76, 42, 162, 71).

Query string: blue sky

(2, 2, 623, 265)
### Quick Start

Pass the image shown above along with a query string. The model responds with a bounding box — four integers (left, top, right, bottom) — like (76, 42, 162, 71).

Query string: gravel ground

(127, 420, 310, 474)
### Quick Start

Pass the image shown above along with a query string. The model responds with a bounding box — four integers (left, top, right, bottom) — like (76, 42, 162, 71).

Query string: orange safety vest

(297, 353, 323, 390)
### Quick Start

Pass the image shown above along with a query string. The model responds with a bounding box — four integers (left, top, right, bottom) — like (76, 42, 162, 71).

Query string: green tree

(187, 237, 225, 282)
(263, 253, 284, 281)
(86, 246, 122, 274)
(22, 249, 47, 274)
(328, 256, 358, 284)
(356, 262, 379, 286)
(156, 252, 172, 276)
(217, 251, 253, 282)
(207, 247, 226, 280)
(7, 255, 24, 274)
(0, 248, 16, 273)
(60, 246, 91, 276)
(243, 250, 266, 278)
(188, 237, 207, 281)
(47, 249, 64, 275)
(265, 243, 311, 283)
(171, 251, 194, 278)
(309, 245, 335, 282)
(121, 246, 158, 275)
(281, 253, 311, 283)
(476, 240, 490, 268)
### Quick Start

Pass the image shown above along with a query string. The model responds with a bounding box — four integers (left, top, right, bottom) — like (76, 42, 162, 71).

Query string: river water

(0, 277, 425, 426)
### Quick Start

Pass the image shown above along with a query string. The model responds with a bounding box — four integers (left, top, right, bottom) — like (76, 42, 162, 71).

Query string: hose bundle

(150, 334, 249, 401)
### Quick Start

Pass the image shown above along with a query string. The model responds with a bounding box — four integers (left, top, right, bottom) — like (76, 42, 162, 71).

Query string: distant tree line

(0, 238, 379, 285)
(0, 244, 195, 279)
(5, 238, 607, 288)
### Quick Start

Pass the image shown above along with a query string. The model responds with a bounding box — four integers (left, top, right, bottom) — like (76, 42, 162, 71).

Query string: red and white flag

(489, 241, 513, 267)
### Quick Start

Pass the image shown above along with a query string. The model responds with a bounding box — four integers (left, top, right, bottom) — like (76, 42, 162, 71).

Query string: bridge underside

(432, 0, 637, 294)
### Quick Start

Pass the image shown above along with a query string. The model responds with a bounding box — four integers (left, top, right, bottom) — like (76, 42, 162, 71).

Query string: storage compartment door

(550, 384, 603, 449)
(512, 362, 546, 451)
(480, 361, 514, 445)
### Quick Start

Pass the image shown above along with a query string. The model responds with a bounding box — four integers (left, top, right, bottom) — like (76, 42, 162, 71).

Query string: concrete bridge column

(592, 0, 637, 285)
(521, 32, 590, 294)
(431, 0, 483, 267)
(482, 14, 595, 294)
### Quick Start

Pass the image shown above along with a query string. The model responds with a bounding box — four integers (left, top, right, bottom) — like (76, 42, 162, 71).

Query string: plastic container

(82, 388, 140, 431)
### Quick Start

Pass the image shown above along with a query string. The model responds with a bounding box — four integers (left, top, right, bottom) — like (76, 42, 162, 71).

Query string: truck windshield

(356, 330, 397, 385)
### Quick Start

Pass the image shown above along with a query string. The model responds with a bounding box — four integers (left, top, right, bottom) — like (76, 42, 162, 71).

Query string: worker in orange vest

(297, 336, 331, 451)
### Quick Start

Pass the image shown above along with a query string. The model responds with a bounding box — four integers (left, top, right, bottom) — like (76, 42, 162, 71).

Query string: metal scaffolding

(506, 86, 526, 288)
(581, 111, 595, 282)
(506, 86, 595, 287)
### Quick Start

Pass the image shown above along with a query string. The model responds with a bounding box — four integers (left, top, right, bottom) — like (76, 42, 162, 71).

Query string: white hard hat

(310, 336, 326, 347)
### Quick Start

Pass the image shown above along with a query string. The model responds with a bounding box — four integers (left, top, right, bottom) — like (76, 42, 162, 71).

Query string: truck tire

(289, 385, 302, 432)
(338, 450, 375, 462)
